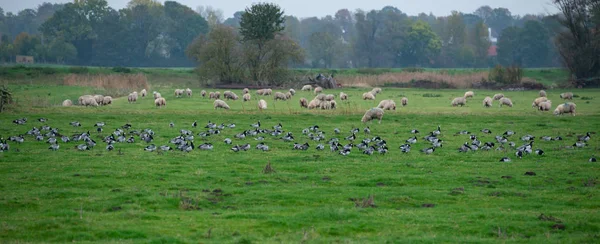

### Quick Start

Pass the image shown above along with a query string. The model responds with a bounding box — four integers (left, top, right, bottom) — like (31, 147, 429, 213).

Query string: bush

(68, 66, 90, 74)
(403, 67, 425, 73)
(488, 65, 523, 84)
(112, 67, 132, 73)
(0, 86, 13, 112)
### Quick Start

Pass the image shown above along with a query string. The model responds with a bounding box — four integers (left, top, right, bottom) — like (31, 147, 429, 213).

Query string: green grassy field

(1, 84, 599, 242)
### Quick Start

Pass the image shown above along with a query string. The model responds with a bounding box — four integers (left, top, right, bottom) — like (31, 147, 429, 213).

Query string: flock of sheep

(451, 90, 577, 116)
(63, 94, 113, 107)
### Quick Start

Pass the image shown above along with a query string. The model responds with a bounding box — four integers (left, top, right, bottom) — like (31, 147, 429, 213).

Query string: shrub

(0, 86, 13, 112)
(488, 65, 523, 84)
(403, 67, 425, 73)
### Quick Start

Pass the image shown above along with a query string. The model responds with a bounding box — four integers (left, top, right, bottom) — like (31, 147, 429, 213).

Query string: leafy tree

(223, 11, 243, 28)
(496, 26, 522, 66)
(401, 21, 441, 66)
(48, 39, 77, 63)
(353, 10, 380, 67)
(468, 21, 491, 67)
(519, 20, 550, 67)
(196, 5, 223, 27)
(164, 1, 208, 65)
(308, 32, 340, 68)
(13, 32, 40, 55)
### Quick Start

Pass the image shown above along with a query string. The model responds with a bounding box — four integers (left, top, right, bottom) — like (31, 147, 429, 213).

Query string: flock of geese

(1, 117, 596, 163)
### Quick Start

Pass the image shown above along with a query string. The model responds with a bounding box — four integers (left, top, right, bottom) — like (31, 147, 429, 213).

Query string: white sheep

(201, 90, 207, 98)
(243, 93, 251, 102)
(299, 98, 308, 108)
(340, 92, 348, 101)
(362, 92, 375, 100)
(532, 97, 549, 108)
(315, 94, 326, 101)
(401, 97, 408, 106)
(301, 85, 313, 91)
(141, 89, 147, 98)
(209, 92, 216, 99)
(215, 91, 221, 99)
(62, 99, 73, 107)
(371, 87, 382, 94)
(243, 88, 249, 94)
(324, 94, 335, 101)
(265, 89, 272, 95)
(361, 108, 384, 124)
(153, 92, 161, 99)
(308, 99, 320, 109)
(224, 91, 239, 100)
(464, 91, 474, 98)
(258, 99, 267, 110)
(377, 99, 396, 110)
(93, 95, 105, 105)
(554, 102, 576, 116)
(483, 96, 493, 107)
(539, 90, 547, 97)
(257, 89, 272, 96)
(103, 96, 113, 105)
(285, 91, 293, 100)
(451, 97, 467, 107)
(538, 101, 552, 111)
(155, 97, 166, 107)
(289, 89, 296, 96)
(499, 97, 513, 107)
(329, 100, 337, 109)
(128, 93, 138, 103)
(493, 93, 504, 100)
(274, 92, 288, 101)
(174, 89, 184, 97)
(80, 96, 98, 106)
(320, 100, 332, 110)
(186, 88, 192, 97)
(214, 99, 230, 109)
(314, 87, 323, 94)
(78, 95, 92, 105)
(560, 92, 573, 100)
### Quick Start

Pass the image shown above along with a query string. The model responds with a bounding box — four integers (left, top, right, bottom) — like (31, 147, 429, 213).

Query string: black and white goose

(224, 138, 232, 144)
(49, 143, 60, 151)
(192, 121, 197, 128)
(334, 128, 341, 134)
(481, 129, 492, 134)
(70, 121, 81, 127)
(421, 147, 435, 155)
(106, 144, 114, 151)
(574, 141, 586, 148)
(578, 132, 591, 142)
(345, 133, 356, 141)
(411, 129, 420, 134)
(316, 144, 325, 150)
(399, 144, 411, 153)
(339, 148, 351, 156)
(515, 150, 523, 159)
(590, 157, 597, 162)
(94, 122, 105, 127)
(77, 144, 90, 151)
(293, 143, 310, 150)
(364, 127, 371, 134)
(169, 122, 175, 128)
(256, 142, 269, 151)
(282, 132, 294, 142)
(240, 143, 251, 151)
(406, 136, 417, 144)
(503, 130, 515, 137)
(251, 120, 261, 128)
(38, 118, 47, 122)
(160, 145, 172, 151)
(534, 149, 544, 155)
(198, 143, 213, 150)
(432, 126, 441, 136)
(499, 157, 511, 162)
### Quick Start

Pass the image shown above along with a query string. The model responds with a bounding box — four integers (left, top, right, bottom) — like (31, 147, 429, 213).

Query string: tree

(195, 5, 223, 27)
(468, 21, 491, 67)
(308, 32, 340, 68)
(496, 26, 522, 66)
(223, 11, 243, 28)
(353, 10, 380, 67)
(13, 32, 40, 55)
(519, 20, 550, 67)
(401, 21, 441, 66)
(48, 39, 77, 63)
(239, 3, 286, 81)
(164, 1, 208, 65)
(553, 0, 600, 83)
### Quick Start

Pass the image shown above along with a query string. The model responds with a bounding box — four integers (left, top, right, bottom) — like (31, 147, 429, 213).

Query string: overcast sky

(3, 0, 558, 18)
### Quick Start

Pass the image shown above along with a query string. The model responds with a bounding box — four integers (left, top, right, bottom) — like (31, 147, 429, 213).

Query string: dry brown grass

(64, 73, 150, 91)
(337, 72, 490, 88)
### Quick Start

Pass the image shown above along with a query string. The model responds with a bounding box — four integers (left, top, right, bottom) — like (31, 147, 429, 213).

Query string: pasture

(1, 83, 599, 243)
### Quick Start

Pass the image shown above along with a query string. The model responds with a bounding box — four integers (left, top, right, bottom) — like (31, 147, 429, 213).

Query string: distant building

(487, 28, 498, 57)
(16, 55, 34, 64)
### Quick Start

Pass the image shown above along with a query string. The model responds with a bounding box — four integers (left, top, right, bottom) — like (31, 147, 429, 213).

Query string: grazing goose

(49, 143, 60, 151)
(198, 143, 213, 150)
(251, 121, 261, 128)
(329, 143, 340, 152)
(205, 121, 216, 129)
(350, 128, 360, 134)
(334, 128, 340, 134)
(421, 147, 435, 155)
(293, 143, 310, 150)
(457, 130, 470, 135)
(169, 122, 175, 128)
(126, 136, 135, 143)
(503, 130, 515, 136)
(399, 144, 411, 153)
(38, 118, 47, 122)
(554, 136, 563, 141)
(406, 136, 417, 144)
(224, 138, 232, 144)
(47, 137, 57, 144)
(240, 143, 251, 151)
(579, 132, 591, 142)
(364, 127, 371, 134)
(541, 136, 553, 141)
(61, 135, 70, 143)
(183, 142, 195, 153)
(106, 144, 114, 151)
(192, 121, 197, 128)
(94, 122, 105, 127)
(363, 146, 375, 155)
(35, 135, 44, 141)
(432, 126, 441, 135)
(481, 129, 492, 134)
(499, 157, 511, 162)
(256, 142, 269, 151)
(574, 141, 586, 148)
(76, 144, 90, 151)
(411, 129, 420, 134)
(316, 144, 325, 150)
(235, 133, 246, 140)
(0, 140, 9, 152)
(302, 128, 309, 135)
(534, 149, 544, 155)
(521, 135, 534, 141)
(515, 150, 523, 159)
(144, 144, 157, 152)
(255, 136, 265, 141)
(339, 149, 351, 156)
(377, 146, 388, 154)
(122, 123, 132, 130)
(345, 133, 356, 141)
(281, 132, 294, 142)
(70, 121, 81, 127)
(227, 123, 236, 128)
(97, 127, 103, 133)
(217, 123, 226, 130)
(590, 157, 597, 162)
(458, 143, 471, 153)
(273, 123, 283, 130)
(160, 145, 172, 151)
(13, 118, 27, 125)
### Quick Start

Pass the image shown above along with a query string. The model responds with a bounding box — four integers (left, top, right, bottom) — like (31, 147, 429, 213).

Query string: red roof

(488, 45, 498, 57)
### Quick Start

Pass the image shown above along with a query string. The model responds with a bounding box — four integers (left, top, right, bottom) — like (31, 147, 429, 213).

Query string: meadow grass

(1, 85, 599, 243)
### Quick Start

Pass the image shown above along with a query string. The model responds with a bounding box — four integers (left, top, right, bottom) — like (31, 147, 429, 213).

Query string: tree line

(0, 0, 598, 84)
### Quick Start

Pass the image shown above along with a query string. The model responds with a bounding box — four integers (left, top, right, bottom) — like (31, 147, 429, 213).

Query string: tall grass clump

(63, 74, 150, 97)
(338, 71, 489, 88)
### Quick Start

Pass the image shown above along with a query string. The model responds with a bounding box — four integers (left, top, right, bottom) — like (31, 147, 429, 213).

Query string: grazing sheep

(560, 92, 573, 100)
(340, 92, 348, 101)
(258, 99, 267, 110)
(274, 92, 288, 101)
(320, 100, 332, 110)
(371, 87, 382, 94)
(209, 92, 216, 99)
(289, 89, 296, 96)
(243, 88, 250, 94)
(329, 100, 337, 109)
(308, 99, 321, 109)
(223, 91, 239, 100)
(78, 95, 92, 105)
(186, 88, 192, 97)
(153, 92, 161, 99)
(451, 97, 467, 107)
(483, 96, 493, 107)
(243, 93, 251, 102)
(213, 99, 230, 109)
(401, 97, 408, 106)
(324, 94, 335, 101)
(301, 85, 313, 91)
(174, 89, 184, 97)
(155, 97, 166, 107)
(464, 91, 474, 98)
(141, 89, 147, 98)
(128, 93, 138, 103)
(93, 95, 105, 105)
(315, 94, 326, 101)
(285, 91, 293, 100)
(499, 97, 513, 107)
(299, 98, 308, 108)
(62, 99, 73, 107)
(102, 96, 113, 105)
(554, 102, 576, 116)
(83, 97, 99, 107)
(215, 91, 221, 99)
(257, 89, 272, 96)
(532, 97, 549, 108)
(361, 108, 385, 124)
(538, 101, 552, 111)
(314, 87, 323, 94)
(201, 90, 207, 98)
(493, 93, 504, 100)
(539, 90, 547, 97)
(363, 92, 375, 100)
(377, 99, 396, 110)
(265, 89, 272, 95)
